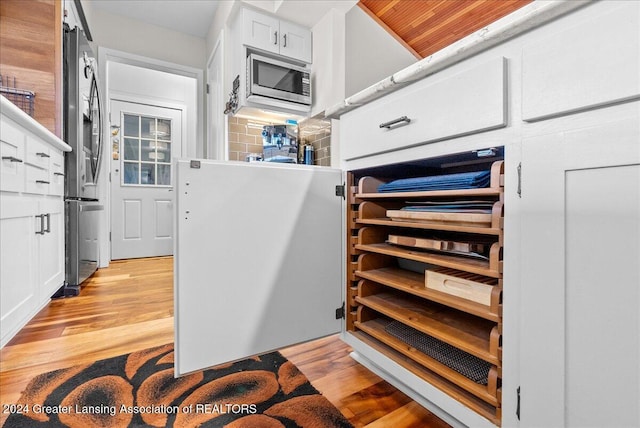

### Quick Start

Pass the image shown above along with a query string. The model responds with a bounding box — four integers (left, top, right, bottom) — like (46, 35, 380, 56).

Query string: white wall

(80, 0, 207, 70)
(108, 63, 198, 157)
(311, 9, 346, 117)
(345, 6, 416, 97)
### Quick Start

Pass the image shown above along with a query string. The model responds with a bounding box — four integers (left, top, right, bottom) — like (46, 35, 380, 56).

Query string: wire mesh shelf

(1, 86, 36, 117)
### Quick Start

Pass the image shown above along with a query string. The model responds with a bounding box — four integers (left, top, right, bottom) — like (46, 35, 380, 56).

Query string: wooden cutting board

(387, 235, 486, 253)
(386, 210, 492, 227)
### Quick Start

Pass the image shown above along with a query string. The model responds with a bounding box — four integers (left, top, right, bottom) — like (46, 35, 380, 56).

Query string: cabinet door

(242, 8, 279, 55)
(520, 114, 640, 427)
(38, 198, 65, 302)
(174, 161, 343, 376)
(279, 20, 312, 63)
(0, 195, 39, 347)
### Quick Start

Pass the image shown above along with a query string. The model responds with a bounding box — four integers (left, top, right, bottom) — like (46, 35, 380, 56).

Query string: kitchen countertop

(325, 0, 591, 119)
(1, 95, 71, 152)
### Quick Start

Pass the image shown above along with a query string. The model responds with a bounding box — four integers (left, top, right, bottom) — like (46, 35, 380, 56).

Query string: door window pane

(156, 119, 172, 140)
(123, 138, 139, 160)
(141, 139, 156, 162)
(123, 162, 139, 184)
(123, 114, 139, 137)
(157, 164, 171, 185)
(120, 113, 172, 187)
(141, 116, 155, 139)
(140, 163, 155, 185)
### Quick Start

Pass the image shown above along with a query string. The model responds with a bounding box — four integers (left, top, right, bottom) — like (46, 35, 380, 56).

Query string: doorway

(110, 100, 182, 260)
(97, 49, 202, 267)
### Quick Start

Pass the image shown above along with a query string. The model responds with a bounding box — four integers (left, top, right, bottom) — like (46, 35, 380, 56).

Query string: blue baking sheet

(378, 170, 491, 192)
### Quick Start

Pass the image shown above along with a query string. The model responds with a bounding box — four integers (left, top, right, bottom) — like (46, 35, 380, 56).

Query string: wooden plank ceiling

(358, 0, 533, 59)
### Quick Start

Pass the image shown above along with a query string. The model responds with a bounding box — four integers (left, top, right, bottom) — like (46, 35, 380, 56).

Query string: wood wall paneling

(0, 0, 62, 137)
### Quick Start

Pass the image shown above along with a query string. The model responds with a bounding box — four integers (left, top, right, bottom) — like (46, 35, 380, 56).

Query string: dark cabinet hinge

(335, 302, 345, 319)
(335, 184, 345, 199)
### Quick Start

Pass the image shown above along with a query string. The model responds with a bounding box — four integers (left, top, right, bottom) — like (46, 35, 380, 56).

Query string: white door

(110, 100, 182, 260)
(174, 160, 344, 376)
(520, 114, 640, 427)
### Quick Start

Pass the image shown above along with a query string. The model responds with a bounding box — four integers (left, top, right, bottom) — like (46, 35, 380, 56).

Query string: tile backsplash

(228, 115, 331, 166)
(228, 116, 269, 161)
(299, 118, 331, 167)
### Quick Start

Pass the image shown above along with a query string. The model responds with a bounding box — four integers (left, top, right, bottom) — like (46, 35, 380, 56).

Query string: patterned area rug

(3, 344, 353, 427)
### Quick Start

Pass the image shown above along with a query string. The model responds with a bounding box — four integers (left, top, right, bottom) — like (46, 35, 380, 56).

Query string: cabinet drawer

(522, 2, 640, 121)
(342, 57, 507, 161)
(49, 150, 65, 196)
(25, 136, 51, 169)
(25, 165, 49, 194)
(1, 121, 26, 193)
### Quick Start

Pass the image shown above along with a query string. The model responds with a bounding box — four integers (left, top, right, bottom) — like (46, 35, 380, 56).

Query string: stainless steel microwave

(247, 53, 311, 107)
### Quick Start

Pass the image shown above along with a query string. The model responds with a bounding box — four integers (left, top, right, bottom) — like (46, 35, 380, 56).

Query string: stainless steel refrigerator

(62, 25, 104, 293)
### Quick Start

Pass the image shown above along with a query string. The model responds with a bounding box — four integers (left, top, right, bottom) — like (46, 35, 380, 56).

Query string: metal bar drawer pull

(36, 180, 50, 184)
(379, 116, 411, 129)
(54, 172, 65, 176)
(35, 214, 45, 235)
(2, 156, 23, 162)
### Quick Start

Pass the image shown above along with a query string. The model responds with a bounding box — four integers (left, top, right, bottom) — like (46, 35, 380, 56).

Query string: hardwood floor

(0, 257, 450, 428)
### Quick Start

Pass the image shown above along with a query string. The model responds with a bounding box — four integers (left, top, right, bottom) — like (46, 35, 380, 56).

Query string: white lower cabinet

(174, 2, 639, 427)
(0, 196, 39, 346)
(38, 198, 65, 304)
(0, 194, 65, 347)
(0, 97, 70, 348)
(519, 114, 640, 428)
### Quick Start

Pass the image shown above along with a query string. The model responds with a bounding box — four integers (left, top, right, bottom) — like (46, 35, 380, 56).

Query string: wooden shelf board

(356, 188, 502, 199)
(356, 242, 500, 278)
(355, 318, 499, 406)
(349, 330, 500, 425)
(356, 267, 501, 322)
(357, 218, 502, 236)
(355, 292, 499, 365)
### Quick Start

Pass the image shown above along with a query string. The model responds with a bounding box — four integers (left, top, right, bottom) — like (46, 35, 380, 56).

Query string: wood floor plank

(0, 256, 450, 428)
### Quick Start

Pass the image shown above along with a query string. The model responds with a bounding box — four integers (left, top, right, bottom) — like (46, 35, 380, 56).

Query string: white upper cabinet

(241, 8, 312, 64)
(278, 19, 312, 64)
(242, 8, 279, 56)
